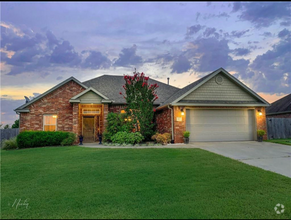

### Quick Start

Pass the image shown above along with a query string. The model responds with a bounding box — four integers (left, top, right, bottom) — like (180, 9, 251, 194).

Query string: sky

(1, 1, 290, 125)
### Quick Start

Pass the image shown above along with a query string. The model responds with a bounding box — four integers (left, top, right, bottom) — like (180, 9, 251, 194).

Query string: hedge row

(17, 131, 76, 149)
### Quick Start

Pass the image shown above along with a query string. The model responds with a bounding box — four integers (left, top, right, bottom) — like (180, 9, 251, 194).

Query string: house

(266, 93, 291, 118)
(14, 68, 270, 143)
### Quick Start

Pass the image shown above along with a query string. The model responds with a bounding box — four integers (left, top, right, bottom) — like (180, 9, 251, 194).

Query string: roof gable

(14, 77, 87, 112)
(69, 87, 111, 104)
(160, 68, 270, 107)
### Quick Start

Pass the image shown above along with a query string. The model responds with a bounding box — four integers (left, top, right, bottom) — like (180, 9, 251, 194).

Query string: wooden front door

(83, 116, 95, 142)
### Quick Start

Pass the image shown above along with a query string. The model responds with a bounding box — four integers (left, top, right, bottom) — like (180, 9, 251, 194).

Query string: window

(43, 115, 57, 131)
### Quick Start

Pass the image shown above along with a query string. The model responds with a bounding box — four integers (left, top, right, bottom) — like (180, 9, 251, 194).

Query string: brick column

(255, 107, 268, 140)
(173, 106, 186, 143)
(102, 104, 109, 133)
(72, 103, 79, 135)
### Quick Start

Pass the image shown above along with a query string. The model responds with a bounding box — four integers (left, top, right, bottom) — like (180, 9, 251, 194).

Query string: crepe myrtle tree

(120, 72, 159, 139)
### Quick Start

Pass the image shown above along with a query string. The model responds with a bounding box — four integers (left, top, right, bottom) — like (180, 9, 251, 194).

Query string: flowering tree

(120, 72, 159, 139)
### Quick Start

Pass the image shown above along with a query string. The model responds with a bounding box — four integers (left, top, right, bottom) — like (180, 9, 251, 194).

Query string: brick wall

(255, 107, 268, 140)
(155, 108, 172, 135)
(266, 113, 291, 118)
(108, 104, 126, 113)
(20, 80, 85, 132)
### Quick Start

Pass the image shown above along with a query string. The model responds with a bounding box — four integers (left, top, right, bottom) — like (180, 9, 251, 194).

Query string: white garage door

(186, 109, 255, 142)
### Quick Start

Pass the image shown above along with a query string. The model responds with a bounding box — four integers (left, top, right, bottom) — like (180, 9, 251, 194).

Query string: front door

(83, 116, 95, 142)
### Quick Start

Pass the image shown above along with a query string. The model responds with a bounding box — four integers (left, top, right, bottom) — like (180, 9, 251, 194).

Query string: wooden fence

(0, 128, 20, 147)
(267, 118, 291, 139)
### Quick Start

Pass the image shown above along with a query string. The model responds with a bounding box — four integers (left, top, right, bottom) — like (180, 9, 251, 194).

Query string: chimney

(167, 77, 170, 85)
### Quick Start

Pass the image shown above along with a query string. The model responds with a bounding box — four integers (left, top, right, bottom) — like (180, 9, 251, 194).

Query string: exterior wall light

(181, 108, 185, 116)
(258, 110, 263, 116)
(53, 115, 58, 118)
(121, 109, 126, 114)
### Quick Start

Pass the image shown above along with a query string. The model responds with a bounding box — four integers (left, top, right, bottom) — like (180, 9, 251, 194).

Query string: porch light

(53, 115, 58, 118)
(181, 108, 184, 116)
(121, 110, 126, 114)
(258, 110, 263, 116)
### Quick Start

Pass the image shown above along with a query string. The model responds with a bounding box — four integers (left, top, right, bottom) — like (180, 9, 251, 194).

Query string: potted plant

(183, 131, 190, 144)
(257, 130, 266, 142)
(78, 134, 84, 145)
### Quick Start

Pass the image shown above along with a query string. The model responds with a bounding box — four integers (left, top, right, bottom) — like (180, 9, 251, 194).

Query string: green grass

(1, 147, 291, 219)
(265, 138, 291, 146)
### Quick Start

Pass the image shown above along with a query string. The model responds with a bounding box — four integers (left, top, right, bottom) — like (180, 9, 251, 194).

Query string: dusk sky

(1, 1, 290, 125)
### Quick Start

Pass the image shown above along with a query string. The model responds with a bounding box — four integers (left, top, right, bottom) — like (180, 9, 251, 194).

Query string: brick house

(14, 68, 270, 143)
(266, 93, 291, 118)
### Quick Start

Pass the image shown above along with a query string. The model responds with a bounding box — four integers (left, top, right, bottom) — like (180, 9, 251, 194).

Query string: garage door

(186, 109, 255, 142)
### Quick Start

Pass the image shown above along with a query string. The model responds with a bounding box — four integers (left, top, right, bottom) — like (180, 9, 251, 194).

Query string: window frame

(43, 114, 58, 131)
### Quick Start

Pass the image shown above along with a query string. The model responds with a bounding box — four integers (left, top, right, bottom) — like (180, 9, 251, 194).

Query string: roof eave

(172, 103, 270, 107)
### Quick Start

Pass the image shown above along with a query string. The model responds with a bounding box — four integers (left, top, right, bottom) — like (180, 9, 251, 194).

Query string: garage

(186, 109, 255, 142)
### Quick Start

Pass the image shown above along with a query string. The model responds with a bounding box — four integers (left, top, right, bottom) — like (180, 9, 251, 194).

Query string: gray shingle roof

(266, 93, 291, 114)
(82, 75, 180, 105)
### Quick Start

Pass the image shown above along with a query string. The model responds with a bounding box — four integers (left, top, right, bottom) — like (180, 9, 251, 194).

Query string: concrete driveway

(191, 141, 291, 178)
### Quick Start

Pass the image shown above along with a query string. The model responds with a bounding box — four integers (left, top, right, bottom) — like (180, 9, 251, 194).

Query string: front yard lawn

(1, 147, 291, 219)
(265, 138, 291, 146)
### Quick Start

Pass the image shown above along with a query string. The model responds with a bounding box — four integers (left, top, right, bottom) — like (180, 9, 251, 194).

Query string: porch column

(72, 103, 79, 135)
(102, 104, 109, 133)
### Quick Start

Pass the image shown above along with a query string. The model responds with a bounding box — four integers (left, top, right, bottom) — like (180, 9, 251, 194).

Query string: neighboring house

(14, 68, 270, 143)
(266, 93, 291, 118)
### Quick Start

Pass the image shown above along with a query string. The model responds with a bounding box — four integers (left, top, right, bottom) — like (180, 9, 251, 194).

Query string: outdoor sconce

(120, 109, 126, 114)
(53, 115, 58, 118)
(258, 110, 263, 116)
(181, 108, 185, 116)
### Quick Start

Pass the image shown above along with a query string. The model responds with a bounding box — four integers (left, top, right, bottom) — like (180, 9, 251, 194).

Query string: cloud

(231, 29, 249, 38)
(231, 48, 251, 56)
(261, 32, 273, 37)
(81, 50, 111, 69)
(50, 40, 81, 66)
(280, 20, 291, 27)
(56, 76, 63, 80)
(203, 27, 216, 37)
(0, 98, 23, 125)
(278, 28, 291, 38)
(1, 23, 112, 76)
(246, 34, 291, 93)
(171, 55, 191, 73)
(234, 2, 291, 28)
(186, 25, 205, 38)
(113, 44, 142, 67)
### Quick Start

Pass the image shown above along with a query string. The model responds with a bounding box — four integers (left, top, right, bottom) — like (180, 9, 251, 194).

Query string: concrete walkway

(80, 141, 291, 178)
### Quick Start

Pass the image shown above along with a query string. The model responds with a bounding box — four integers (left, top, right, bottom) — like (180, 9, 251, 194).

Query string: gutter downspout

(168, 105, 174, 143)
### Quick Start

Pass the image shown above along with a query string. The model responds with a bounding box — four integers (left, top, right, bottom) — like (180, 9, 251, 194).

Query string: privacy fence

(267, 118, 291, 139)
(0, 128, 20, 147)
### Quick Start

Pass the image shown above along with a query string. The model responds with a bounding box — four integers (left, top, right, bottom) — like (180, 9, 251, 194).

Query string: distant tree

(4, 124, 10, 129)
(12, 119, 19, 128)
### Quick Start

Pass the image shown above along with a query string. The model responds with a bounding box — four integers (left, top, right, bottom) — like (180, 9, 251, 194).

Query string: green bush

(61, 132, 76, 146)
(2, 137, 18, 150)
(103, 112, 134, 142)
(257, 130, 266, 137)
(17, 131, 72, 149)
(183, 131, 190, 138)
(111, 131, 144, 145)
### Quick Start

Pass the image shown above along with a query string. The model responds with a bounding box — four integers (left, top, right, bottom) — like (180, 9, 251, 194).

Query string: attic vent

(215, 75, 224, 85)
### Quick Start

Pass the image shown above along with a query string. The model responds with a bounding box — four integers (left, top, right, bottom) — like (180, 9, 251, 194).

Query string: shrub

(111, 131, 144, 145)
(103, 112, 134, 142)
(61, 132, 77, 146)
(183, 131, 190, 138)
(17, 131, 71, 149)
(257, 130, 266, 137)
(2, 137, 18, 150)
(151, 133, 171, 145)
